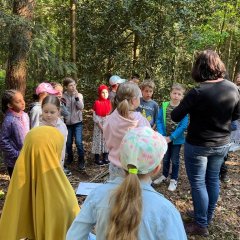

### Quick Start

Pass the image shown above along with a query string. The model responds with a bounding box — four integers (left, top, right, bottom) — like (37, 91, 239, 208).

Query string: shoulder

(142, 188, 181, 219)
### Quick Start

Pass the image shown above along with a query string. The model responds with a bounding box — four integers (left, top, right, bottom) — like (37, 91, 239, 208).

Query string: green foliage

(0, 0, 240, 101)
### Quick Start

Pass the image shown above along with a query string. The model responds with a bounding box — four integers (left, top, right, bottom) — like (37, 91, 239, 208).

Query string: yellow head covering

(0, 126, 80, 240)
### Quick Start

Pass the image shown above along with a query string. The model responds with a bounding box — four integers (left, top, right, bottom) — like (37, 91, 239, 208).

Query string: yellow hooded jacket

(0, 126, 80, 240)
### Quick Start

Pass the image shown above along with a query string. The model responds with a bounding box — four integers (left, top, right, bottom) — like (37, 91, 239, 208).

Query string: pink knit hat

(120, 127, 168, 174)
(36, 83, 58, 95)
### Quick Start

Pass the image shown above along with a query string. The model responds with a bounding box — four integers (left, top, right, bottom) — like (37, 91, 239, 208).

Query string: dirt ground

(0, 109, 240, 240)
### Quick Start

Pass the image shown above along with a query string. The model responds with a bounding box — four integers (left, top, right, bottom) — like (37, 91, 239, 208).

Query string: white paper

(76, 182, 103, 196)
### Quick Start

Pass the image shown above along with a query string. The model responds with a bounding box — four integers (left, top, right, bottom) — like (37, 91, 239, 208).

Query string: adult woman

(0, 126, 80, 240)
(171, 50, 240, 236)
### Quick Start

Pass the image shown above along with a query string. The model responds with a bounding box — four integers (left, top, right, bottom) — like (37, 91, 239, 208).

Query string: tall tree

(5, 0, 35, 95)
(70, 0, 77, 80)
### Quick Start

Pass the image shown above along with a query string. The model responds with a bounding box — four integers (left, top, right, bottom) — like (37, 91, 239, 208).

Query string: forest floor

(0, 109, 240, 240)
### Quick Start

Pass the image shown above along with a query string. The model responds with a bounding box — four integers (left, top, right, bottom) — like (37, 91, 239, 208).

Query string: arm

(30, 106, 41, 128)
(66, 196, 96, 240)
(170, 114, 188, 141)
(171, 88, 198, 122)
(156, 108, 165, 135)
(75, 92, 84, 110)
(93, 112, 103, 131)
(60, 102, 70, 118)
(152, 103, 159, 130)
(159, 210, 187, 240)
(0, 121, 20, 160)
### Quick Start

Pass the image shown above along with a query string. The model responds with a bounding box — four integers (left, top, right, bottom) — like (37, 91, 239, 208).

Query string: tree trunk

(70, 0, 77, 80)
(5, 0, 35, 96)
(132, 33, 139, 70)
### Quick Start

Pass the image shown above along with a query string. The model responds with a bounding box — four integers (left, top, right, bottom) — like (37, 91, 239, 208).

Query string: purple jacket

(0, 110, 29, 167)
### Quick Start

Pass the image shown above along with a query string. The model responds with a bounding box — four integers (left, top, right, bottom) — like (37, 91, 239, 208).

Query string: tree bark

(70, 0, 77, 80)
(5, 0, 35, 96)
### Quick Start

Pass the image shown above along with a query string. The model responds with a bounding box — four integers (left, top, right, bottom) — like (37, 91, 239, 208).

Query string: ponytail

(106, 173, 142, 240)
(113, 82, 141, 119)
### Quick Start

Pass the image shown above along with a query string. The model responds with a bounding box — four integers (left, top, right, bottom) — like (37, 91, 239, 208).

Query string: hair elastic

(128, 168, 138, 174)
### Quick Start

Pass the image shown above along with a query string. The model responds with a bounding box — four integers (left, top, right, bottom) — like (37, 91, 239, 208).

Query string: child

(63, 77, 85, 170)
(40, 95, 70, 175)
(92, 84, 112, 165)
(103, 81, 150, 180)
(66, 127, 187, 240)
(137, 80, 158, 129)
(29, 82, 58, 128)
(130, 73, 140, 85)
(0, 127, 80, 239)
(154, 83, 188, 191)
(50, 82, 70, 119)
(0, 90, 29, 177)
(108, 75, 126, 101)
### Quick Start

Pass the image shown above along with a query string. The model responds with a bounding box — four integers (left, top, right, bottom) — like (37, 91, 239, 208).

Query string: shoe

(64, 168, 72, 176)
(153, 175, 166, 185)
(95, 154, 104, 166)
(95, 160, 104, 166)
(65, 154, 73, 165)
(220, 174, 230, 183)
(186, 209, 194, 219)
(168, 179, 177, 191)
(78, 156, 85, 170)
(102, 153, 110, 165)
(185, 222, 209, 237)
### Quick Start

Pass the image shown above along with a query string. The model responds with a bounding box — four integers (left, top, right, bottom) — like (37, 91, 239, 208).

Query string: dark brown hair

(42, 95, 60, 109)
(63, 77, 75, 87)
(2, 89, 19, 113)
(191, 50, 226, 82)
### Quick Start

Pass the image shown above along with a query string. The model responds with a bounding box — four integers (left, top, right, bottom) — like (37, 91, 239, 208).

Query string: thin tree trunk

(5, 0, 35, 96)
(70, 0, 77, 80)
(132, 33, 139, 70)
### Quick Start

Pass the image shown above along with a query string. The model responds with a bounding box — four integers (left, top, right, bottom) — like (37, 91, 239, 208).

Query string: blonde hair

(113, 82, 141, 118)
(171, 83, 185, 93)
(140, 80, 155, 90)
(106, 167, 142, 240)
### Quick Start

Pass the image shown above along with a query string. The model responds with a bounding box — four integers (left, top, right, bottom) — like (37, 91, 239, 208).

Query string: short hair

(191, 50, 226, 82)
(171, 83, 185, 93)
(63, 77, 75, 87)
(131, 73, 140, 79)
(140, 80, 155, 90)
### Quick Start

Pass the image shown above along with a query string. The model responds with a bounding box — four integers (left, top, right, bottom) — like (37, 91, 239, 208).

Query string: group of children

(1, 71, 239, 239)
(0, 74, 189, 193)
(0, 78, 85, 178)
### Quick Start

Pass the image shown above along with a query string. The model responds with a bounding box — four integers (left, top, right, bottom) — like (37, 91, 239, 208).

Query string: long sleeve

(156, 108, 165, 135)
(0, 121, 19, 160)
(170, 115, 188, 141)
(171, 89, 198, 122)
(66, 196, 96, 240)
(75, 93, 84, 110)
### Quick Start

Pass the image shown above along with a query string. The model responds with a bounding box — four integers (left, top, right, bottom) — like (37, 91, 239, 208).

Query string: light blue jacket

(67, 177, 187, 240)
(157, 101, 188, 145)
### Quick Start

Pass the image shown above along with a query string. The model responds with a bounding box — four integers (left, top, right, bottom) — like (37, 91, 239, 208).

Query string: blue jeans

(162, 143, 181, 180)
(184, 142, 230, 227)
(66, 122, 84, 158)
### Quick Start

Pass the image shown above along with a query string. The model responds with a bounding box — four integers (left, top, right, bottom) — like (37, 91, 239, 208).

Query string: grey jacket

(62, 92, 84, 125)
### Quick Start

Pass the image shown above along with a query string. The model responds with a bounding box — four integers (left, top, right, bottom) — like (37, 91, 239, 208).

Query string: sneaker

(95, 160, 104, 166)
(220, 174, 230, 183)
(185, 222, 209, 237)
(153, 175, 166, 184)
(168, 179, 177, 191)
(64, 168, 72, 176)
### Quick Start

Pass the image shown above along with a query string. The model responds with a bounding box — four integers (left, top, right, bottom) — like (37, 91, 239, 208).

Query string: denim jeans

(162, 142, 181, 180)
(66, 122, 84, 158)
(184, 142, 230, 227)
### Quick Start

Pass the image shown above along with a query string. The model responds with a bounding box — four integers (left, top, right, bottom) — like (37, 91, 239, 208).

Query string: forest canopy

(0, 0, 239, 96)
